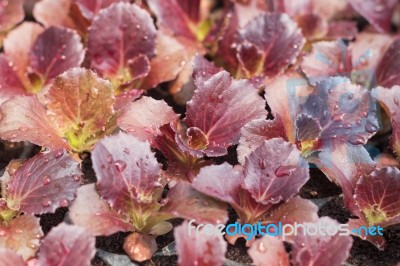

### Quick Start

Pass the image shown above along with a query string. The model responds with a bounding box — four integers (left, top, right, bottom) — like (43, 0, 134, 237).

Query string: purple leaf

(88, 2, 156, 81)
(0, 215, 43, 260)
(69, 184, 134, 236)
(0, 96, 68, 150)
(237, 115, 287, 164)
(355, 167, 400, 227)
(0, 55, 25, 104)
(243, 138, 309, 205)
(310, 144, 375, 216)
(301, 40, 352, 85)
(174, 220, 227, 266)
(6, 150, 82, 215)
(348, 0, 397, 33)
(118, 96, 178, 143)
(376, 40, 400, 88)
(248, 235, 290, 266)
(299, 77, 379, 148)
(92, 132, 163, 215)
(372, 86, 400, 156)
(74, 0, 129, 20)
(236, 13, 304, 77)
(30, 26, 84, 84)
(160, 182, 228, 225)
(181, 70, 267, 156)
(291, 217, 353, 266)
(37, 223, 96, 266)
(192, 163, 243, 210)
(146, 0, 195, 40)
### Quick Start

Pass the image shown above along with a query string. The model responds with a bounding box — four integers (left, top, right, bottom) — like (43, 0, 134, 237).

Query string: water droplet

(348, 135, 366, 145)
(54, 150, 63, 158)
(258, 159, 266, 169)
(394, 97, 399, 106)
(257, 242, 266, 253)
(0, 230, 6, 236)
(60, 199, 69, 207)
(365, 122, 378, 133)
(41, 198, 52, 207)
(91, 87, 99, 98)
(42, 175, 51, 185)
(123, 148, 130, 154)
(275, 165, 297, 177)
(114, 160, 127, 172)
(72, 174, 81, 182)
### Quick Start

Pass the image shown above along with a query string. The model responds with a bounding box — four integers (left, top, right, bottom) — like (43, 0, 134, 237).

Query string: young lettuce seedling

(69, 132, 228, 262)
(0, 150, 82, 260)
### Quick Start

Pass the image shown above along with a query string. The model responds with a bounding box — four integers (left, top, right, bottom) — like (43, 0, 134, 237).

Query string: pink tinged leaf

(264, 72, 314, 143)
(6, 150, 82, 214)
(118, 96, 178, 143)
(376, 40, 400, 88)
(248, 235, 290, 266)
(153, 124, 211, 182)
(0, 56, 25, 104)
(192, 163, 243, 210)
(146, 0, 195, 40)
(74, 0, 129, 21)
(348, 0, 397, 33)
(92, 132, 162, 214)
(326, 21, 358, 40)
(301, 40, 352, 85)
(30, 26, 84, 83)
(301, 77, 379, 147)
(243, 138, 309, 205)
(33, 0, 76, 29)
(0, 248, 26, 266)
(347, 218, 386, 250)
(237, 115, 287, 164)
(123, 233, 157, 262)
(69, 184, 134, 236)
(372, 86, 400, 156)
(355, 167, 400, 227)
(140, 33, 188, 90)
(3, 22, 44, 88)
(37, 223, 96, 266)
(291, 217, 353, 266)
(237, 13, 305, 77)
(0, 215, 43, 261)
(88, 2, 156, 78)
(265, 196, 318, 226)
(174, 221, 227, 266)
(127, 54, 151, 82)
(310, 144, 375, 217)
(0, 96, 68, 150)
(160, 182, 228, 225)
(182, 70, 267, 156)
(46, 68, 115, 151)
(0, 0, 24, 32)
(114, 89, 143, 111)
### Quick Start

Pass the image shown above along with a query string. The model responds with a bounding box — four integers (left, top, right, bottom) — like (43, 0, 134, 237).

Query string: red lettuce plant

(119, 57, 267, 180)
(0, 23, 84, 102)
(0, 223, 95, 266)
(69, 132, 228, 261)
(0, 68, 116, 152)
(192, 138, 316, 243)
(0, 150, 82, 260)
(248, 217, 353, 266)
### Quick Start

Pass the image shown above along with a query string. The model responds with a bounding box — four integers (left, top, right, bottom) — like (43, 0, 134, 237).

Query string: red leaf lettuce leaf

(174, 220, 227, 266)
(37, 223, 96, 266)
(6, 150, 82, 215)
(376, 40, 400, 88)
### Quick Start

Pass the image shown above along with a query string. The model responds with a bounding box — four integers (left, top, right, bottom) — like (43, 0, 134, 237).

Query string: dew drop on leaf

(114, 160, 127, 172)
(42, 175, 51, 185)
(257, 242, 266, 253)
(60, 199, 69, 207)
(72, 174, 81, 182)
(275, 165, 297, 177)
(41, 198, 52, 207)
(347, 135, 366, 145)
